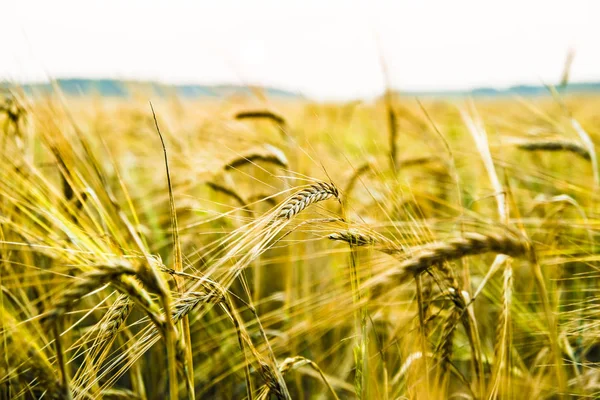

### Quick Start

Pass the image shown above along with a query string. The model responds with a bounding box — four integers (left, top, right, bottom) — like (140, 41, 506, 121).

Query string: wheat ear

(51, 262, 136, 319)
(328, 230, 377, 246)
(206, 181, 247, 207)
(395, 232, 533, 279)
(257, 356, 340, 400)
(516, 139, 591, 161)
(73, 294, 133, 392)
(398, 155, 440, 168)
(436, 305, 460, 394)
(97, 295, 133, 343)
(5, 333, 63, 399)
(278, 181, 339, 220)
(234, 109, 286, 125)
(171, 290, 224, 324)
(234, 109, 288, 139)
(224, 144, 288, 171)
(111, 277, 166, 331)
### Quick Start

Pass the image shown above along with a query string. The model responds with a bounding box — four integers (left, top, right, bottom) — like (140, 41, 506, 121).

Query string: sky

(1, 0, 599, 100)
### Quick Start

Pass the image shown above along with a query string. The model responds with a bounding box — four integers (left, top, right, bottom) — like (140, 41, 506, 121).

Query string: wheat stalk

(488, 261, 513, 399)
(278, 181, 339, 220)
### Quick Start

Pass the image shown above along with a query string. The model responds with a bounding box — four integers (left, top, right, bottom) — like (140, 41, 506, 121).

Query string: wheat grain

(436, 261, 460, 291)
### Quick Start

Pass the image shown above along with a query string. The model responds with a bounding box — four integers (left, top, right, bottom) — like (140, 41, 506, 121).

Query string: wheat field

(1, 89, 599, 399)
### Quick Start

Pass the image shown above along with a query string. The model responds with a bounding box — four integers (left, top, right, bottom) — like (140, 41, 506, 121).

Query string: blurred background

(2, 0, 599, 99)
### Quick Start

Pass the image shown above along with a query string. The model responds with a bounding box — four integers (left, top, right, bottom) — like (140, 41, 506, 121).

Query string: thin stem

(415, 274, 430, 398)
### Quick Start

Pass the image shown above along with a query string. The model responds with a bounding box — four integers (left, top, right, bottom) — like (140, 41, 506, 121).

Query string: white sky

(1, 0, 599, 100)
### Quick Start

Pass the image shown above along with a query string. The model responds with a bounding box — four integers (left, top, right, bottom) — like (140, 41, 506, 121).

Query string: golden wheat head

(397, 232, 533, 278)
(278, 181, 339, 220)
